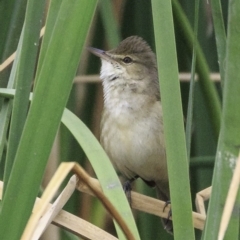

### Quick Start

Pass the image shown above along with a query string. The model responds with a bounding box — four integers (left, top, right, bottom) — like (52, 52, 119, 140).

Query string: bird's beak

(87, 47, 112, 62)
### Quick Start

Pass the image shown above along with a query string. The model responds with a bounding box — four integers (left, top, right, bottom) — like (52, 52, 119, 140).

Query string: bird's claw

(163, 200, 171, 212)
(163, 201, 172, 228)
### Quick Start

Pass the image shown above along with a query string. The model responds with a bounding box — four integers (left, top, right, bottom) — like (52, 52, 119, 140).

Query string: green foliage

(3, 0, 46, 194)
(1, 0, 240, 239)
(202, 0, 240, 239)
(0, 0, 97, 239)
(152, 0, 195, 239)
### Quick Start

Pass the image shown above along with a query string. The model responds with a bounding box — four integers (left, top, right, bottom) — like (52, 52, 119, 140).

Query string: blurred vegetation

(1, 0, 240, 240)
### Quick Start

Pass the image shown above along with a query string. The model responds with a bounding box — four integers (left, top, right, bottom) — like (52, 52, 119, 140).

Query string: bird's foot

(163, 200, 171, 212)
(123, 176, 138, 207)
(163, 201, 172, 230)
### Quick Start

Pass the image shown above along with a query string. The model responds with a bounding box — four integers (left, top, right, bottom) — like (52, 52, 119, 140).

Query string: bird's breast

(100, 100, 168, 183)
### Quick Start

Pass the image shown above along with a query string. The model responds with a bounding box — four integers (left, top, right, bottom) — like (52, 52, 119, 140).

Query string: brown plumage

(89, 36, 173, 233)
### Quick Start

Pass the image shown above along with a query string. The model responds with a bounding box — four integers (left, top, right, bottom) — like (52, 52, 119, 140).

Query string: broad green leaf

(151, 0, 195, 239)
(0, 1, 97, 239)
(202, 0, 240, 239)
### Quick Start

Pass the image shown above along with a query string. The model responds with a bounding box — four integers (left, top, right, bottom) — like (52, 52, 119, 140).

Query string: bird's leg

(123, 175, 139, 206)
(163, 200, 172, 229)
(163, 200, 171, 212)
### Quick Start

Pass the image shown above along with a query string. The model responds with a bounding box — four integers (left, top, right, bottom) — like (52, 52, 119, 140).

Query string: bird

(88, 36, 172, 233)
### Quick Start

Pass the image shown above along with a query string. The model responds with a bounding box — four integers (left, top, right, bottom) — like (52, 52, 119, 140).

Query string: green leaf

(172, 0, 221, 139)
(3, 0, 46, 194)
(186, 0, 200, 161)
(0, 32, 24, 162)
(0, 0, 97, 239)
(151, 0, 195, 239)
(210, 0, 227, 88)
(202, 0, 240, 239)
(34, 0, 61, 82)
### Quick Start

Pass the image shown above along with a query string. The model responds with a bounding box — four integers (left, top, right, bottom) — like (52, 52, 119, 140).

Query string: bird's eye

(122, 57, 132, 64)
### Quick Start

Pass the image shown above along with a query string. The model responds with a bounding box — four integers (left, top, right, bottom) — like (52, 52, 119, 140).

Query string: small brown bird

(89, 36, 172, 233)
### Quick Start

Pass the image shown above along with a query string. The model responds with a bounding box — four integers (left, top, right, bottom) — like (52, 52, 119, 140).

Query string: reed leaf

(0, 31, 24, 162)
(151, 0, 195, 239)
(3, 0, 46, 194)
(0, 1, 97, 239)
(186, 0, 200, 161)
(172, 0, 221, 139)
(202, 0, 240, 239)
(210, 0, 226, 87)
